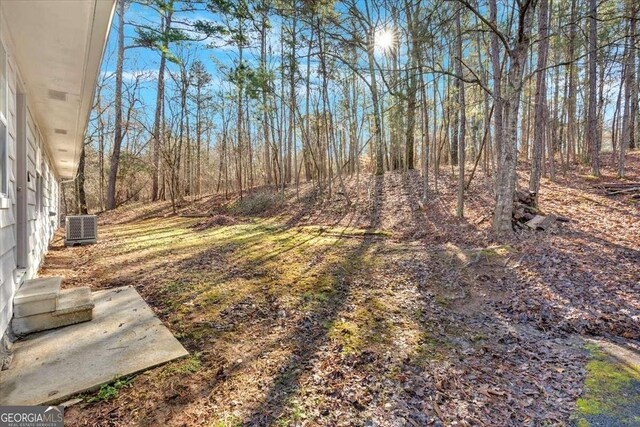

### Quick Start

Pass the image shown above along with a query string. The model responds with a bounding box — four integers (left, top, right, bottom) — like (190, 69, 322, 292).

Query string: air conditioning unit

(65, 215, 98, 246)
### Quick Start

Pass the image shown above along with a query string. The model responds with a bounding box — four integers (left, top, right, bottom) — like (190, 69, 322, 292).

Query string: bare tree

(529, 0, 550, 204)
(619, 0, 637, 177)
(106, 0, 126, 210)
(455, 5, 466, 218)
(586, 0, 600, 176)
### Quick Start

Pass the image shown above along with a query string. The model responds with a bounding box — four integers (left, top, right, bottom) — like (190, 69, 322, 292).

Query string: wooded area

(69, 0, 639, 234)
(44, 1, 640, 424)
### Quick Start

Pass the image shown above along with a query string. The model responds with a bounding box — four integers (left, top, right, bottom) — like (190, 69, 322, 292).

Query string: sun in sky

(374, 28, 395, 53)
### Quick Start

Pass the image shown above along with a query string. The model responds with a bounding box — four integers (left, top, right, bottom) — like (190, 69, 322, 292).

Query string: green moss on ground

(573, 343, 640, 426)
(161, 353, 202, 377)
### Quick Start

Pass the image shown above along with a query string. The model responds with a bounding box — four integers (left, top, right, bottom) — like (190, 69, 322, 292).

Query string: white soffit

(2, 0, 115, 179)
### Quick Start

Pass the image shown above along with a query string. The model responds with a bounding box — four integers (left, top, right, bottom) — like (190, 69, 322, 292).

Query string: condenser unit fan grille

(67, 217, 84, 240)
(65, 215, 97, 245)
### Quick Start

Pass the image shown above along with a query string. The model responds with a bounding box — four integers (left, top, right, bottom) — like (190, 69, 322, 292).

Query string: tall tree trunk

(628, 1, 637, 151)
(363, 2, 384, 175)
(304, 26, 314, 182)
(450, 49, 459, 168)
(246, 96, 254, 191)
(237, 30, 244, 199)
(529, 0, 550, 203)
(566, 0, 577, 165)
(635, 35, 640, 150)
(367, 34, 384, 175)
(619, 0, 637, 177)
(97, 92, 106, 211)
(404, 0, 418, 171)
(492, 1, 537, 235)
(196, 82, 202, 197)
(288, 11, 297, 185)
(106, 0, 125, 210)
(455, 7, 466, 218)
(151, 9, 172, 201)
(587, 0, 600, 175)
(404, 65, 416, 170)
(612, 61, 624, 157)
(260, 3, 272, 186)
(489, 0, 503, 191)
(77, 143, 88, 215)
(549, 25, 559, 181)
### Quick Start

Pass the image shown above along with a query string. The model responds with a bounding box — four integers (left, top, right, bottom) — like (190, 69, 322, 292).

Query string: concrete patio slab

(0, 286, 188, 405)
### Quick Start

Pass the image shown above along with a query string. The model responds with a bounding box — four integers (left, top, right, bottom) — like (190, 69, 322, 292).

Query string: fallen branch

(598, 182, 640, 189)
(179, 213, 213, 218)
(605, 187, 640, 196)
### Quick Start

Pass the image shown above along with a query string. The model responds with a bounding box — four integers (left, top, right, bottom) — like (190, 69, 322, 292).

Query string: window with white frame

(0, 39, 7, 198)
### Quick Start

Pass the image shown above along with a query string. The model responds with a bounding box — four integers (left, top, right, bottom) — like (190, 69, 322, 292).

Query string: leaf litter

(39, 152, 640, 426)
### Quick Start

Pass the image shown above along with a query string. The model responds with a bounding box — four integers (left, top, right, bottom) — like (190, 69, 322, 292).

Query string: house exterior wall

(0, 42, 18, 340)
(0, 24, 60, 338)
(25, 110, 59, 279)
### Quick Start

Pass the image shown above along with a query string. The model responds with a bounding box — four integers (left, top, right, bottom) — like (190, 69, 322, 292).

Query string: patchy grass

(475, 244, 515, 258)
(209, 415, 243, 427)
(43, 156, 640, 426)
(161, 353, 202, 377)
(86, 377, 131, 403)
(38, 212, 584, 426)
(412, 331, 452, 364)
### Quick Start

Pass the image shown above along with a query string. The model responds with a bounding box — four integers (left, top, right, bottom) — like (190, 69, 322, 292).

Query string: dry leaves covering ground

(40, 153, 639, 426)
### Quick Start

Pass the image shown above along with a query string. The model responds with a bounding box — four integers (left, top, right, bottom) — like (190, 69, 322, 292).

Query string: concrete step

(13, 277, 61, 318)
(12, 287, 94, 336)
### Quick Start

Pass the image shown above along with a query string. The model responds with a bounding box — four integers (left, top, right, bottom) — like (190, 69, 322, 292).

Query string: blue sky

(100, 2, 284, 115)
(95, 0, 621, 147)
(98, 1, 399, 115)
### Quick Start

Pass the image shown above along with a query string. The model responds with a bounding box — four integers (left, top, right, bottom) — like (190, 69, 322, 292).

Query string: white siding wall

(0, 55, 18, 337)
(25, 117, 59, 278)
(0, 31, 60, 337)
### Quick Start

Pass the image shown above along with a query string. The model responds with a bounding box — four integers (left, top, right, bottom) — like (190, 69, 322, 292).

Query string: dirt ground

(40, 153, 639, 426)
